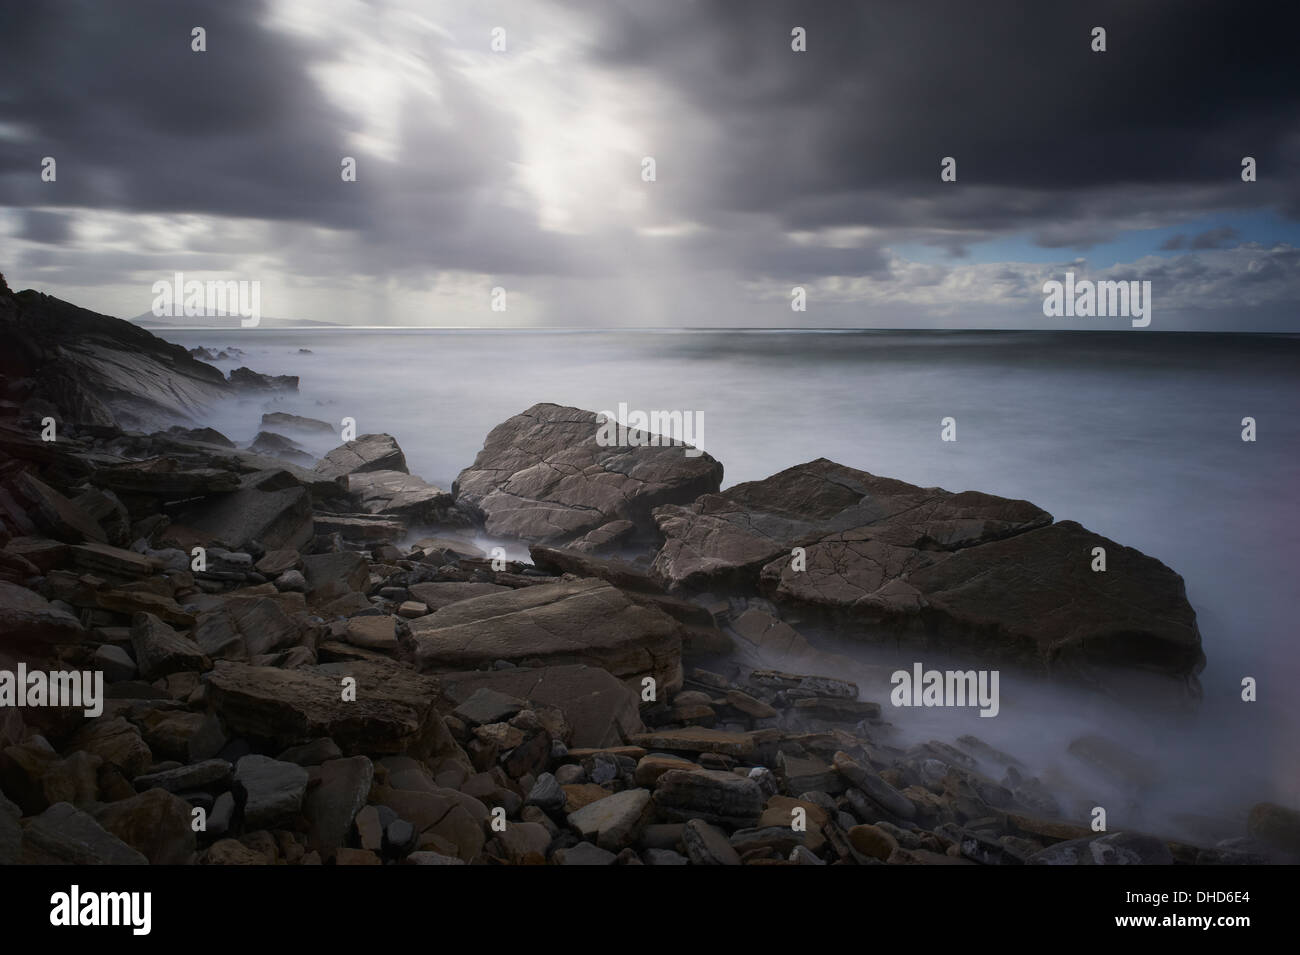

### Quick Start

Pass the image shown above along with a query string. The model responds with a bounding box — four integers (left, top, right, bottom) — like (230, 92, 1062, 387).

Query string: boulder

(567, 788, 653, 851)
(453, 403, 723, 544)
(233, 755, 309, 829)
(411, 579, 682, 695)
(652, 769, 764, 828)
(130, 612, 209, 680)
(170, 485, 313, 552)
(681, 818, 742, 865)
(655, 459, 1202, 683)
(347, 470, 456, 523)
(0, 581, 83, 644)
(304, 756, 373, 852)
(653, 458, 1048, 590)
(15, 473, 107, 544)
(93, 787, 196, 865)
(205, 659, 454, 757)
(20, 802, 148, 864)
(314, 434, 408, 480)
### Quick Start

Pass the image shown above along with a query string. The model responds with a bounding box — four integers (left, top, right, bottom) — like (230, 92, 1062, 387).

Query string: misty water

(162, 327, 1300, 845)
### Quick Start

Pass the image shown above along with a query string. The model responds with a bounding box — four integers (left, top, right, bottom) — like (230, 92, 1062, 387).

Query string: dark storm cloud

(570, 0, 1299, 237)
(19, 209, 72, 243)
(0, 0, 572, 276)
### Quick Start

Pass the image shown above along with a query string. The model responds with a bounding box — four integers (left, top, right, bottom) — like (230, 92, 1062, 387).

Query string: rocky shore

(1, 278, 1297, 866)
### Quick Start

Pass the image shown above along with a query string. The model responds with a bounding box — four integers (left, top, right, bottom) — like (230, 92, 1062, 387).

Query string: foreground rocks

(0, 283, 1273, 866)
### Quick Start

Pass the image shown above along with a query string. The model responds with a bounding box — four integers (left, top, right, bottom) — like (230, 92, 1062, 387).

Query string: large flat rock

(653, 458, 1050, 590)
(410, 578, 683, 695)
(654, 458, 1202, 682)
(205, 659, 454, 758)
(453, 403, 723, 544)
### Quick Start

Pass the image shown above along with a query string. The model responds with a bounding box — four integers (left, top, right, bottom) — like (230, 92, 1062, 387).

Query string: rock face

(410, 578, 683, 694)
(314, 434, 408, 480)
(453, 403, 723, 544)
(653, 458, 1202, 682)
(0, 288, 233, 430)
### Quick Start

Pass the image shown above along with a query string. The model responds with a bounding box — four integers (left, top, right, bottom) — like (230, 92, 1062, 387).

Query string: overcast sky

(2, 0, 1298, 329)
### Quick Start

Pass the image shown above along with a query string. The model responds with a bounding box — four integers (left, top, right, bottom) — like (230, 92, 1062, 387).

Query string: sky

(1, 0, 1298, 330)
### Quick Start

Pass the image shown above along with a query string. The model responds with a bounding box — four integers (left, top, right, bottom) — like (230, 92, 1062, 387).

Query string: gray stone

(133, 758, 232, 794)
(304, 756, 374, 852)
(567, 788, 653, 851)
(233, 755, 308, 829)
(652, 769, 764, 828)
(20, 802, 148, 864)
(454, 402, 722, 544)
(314, 434, 408, 480)
(682, 818, 741, 865)
(130, 612, 209, 680)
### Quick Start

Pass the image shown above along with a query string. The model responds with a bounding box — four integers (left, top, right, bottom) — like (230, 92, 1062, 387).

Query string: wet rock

(92, 458, 241, 498)
(0, 580, 84, 644)
(567, 788, 653, 851)
(628, 727, 779, 762)
(526, 772, 566, 813)
(233, 755, 308, 830)
(570, 519, 637, 554)
(67, 717, 152, 777)
(304, 756, 373, 852)
(93, 787, 196, 865)
(21, 802, 148, 864)
(833, 751, 916, 820)
(93, 643, 137, 682)
(345, 615, 398, 651)
(130, 612, 209, 680)
(454, 402, 723, 544)
(411, 579, 683, 694)
(206, 659, 451, 757)
(133, 758, 232, 794)
(277, 738, 342, 767)
(171, 484, 313, 553)
(15, 473, 108, 544)
(1029, 831, 1174, 865)
(347, 470, 455, 523)
(555, 841, 618, 865)
(681, 818, 741, 865)
(653, 769, 764, 827)
(314, 434, 408, 480)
